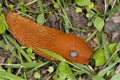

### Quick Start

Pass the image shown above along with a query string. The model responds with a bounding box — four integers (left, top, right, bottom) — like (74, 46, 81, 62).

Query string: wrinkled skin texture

(5, 12, 93, 64)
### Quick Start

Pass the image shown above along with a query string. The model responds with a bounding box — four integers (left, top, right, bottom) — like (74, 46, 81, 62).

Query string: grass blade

(39, 48, 66, 62)
(4, 33, 32, 62)
(0, 71, 24, 80)
(98, 59, 120, 77)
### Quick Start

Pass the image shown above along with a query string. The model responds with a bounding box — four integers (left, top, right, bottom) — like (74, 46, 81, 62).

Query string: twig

(16, 10, 36, 21)
(16, 67, 22, 75)
(4, 0, 8, 7)
(104, 0, 107, 14)
(85, 30, 97, 42)
(26, 0, 37, 6)
(112, 0, 117, 8)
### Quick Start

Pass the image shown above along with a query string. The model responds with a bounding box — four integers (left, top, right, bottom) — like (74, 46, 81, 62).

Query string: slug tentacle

(6, 12, 93, 64)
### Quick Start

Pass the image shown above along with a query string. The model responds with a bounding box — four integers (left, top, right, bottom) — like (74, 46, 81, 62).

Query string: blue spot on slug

(70, 51, 78, 58)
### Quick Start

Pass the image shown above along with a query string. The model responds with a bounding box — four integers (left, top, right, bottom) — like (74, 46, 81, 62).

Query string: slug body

(6, 12, 93, 64)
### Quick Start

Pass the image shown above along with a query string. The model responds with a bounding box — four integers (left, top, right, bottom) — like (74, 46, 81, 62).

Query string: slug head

(54, 34, 93, 64)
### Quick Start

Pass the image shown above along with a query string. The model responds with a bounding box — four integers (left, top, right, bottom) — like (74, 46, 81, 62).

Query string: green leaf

(39, 48, 66, 62)
(34, 72, 41, 79)
(53, 2, 60, 9)
(8, 4, 14, 10)
(0, 40, 6, 49)
(93, 17, 104, 32)
(21, 62, 43, 68)
(71, 63, 91, 75)
(0, 66, 5, 72)
(19, 0, 26, 15)
(0, 78, 5, 80)
(47, 66, 54, 73)
(37, 0, 44, 13)
(93, 49, 106, 66)
(74, 0, 91, 6)
(0, 62, 44, 69)
(26, 47, 33, 54)
(75, 7, 82, 13)
(37, 13, 46, 24)
(93, 43, 118, 66)
(110, 73, 120, 80)
(87, 21, 92, 26)
(26, 47, 35, 59)
(92, 75, 105, 80)
(98, 59, 120, 77)
(27, 62, 49, 74)
(0, 14, 7, 34)
(116, 42, 120, 50)
(53, 62, 75, 80)
(102, 32, 111, 61)
(0, 71, 24, 80)
(87, 2, 94, 10)
(20, 5, 26, 15)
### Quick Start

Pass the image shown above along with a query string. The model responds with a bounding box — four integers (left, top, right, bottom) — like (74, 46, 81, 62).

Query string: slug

(5, 12, 93, 64)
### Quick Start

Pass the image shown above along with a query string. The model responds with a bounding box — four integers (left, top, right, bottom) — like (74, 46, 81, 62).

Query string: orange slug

(5, 12, 93, 64)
